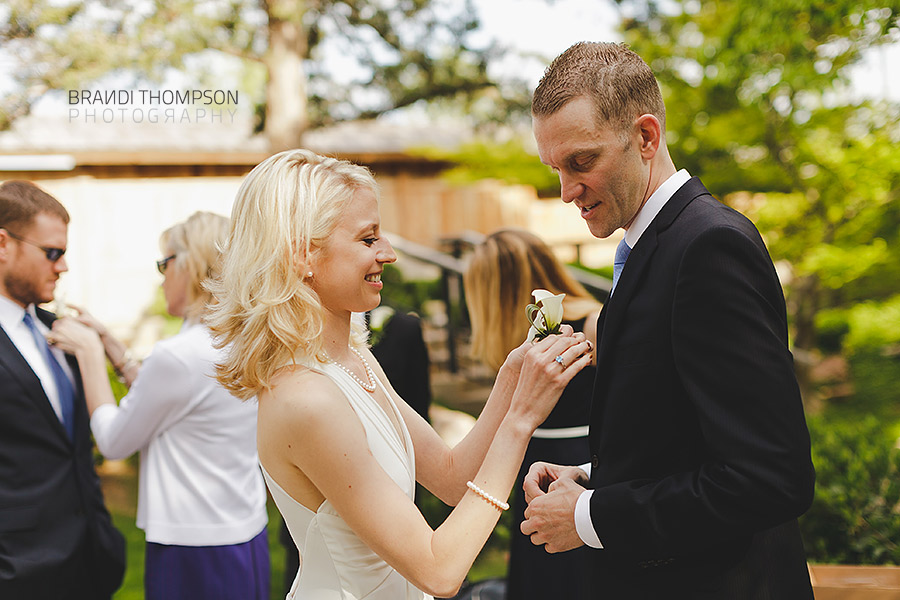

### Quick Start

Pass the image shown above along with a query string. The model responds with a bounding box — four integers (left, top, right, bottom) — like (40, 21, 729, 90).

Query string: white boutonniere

(526, 289, 565, 342)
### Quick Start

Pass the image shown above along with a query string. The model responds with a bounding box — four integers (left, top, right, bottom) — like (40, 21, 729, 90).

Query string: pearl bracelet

(466, 481, 509, 512)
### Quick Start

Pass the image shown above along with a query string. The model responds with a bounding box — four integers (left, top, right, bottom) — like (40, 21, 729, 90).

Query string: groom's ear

(0, 229, 9, 263)
(635, 114, 662, 159)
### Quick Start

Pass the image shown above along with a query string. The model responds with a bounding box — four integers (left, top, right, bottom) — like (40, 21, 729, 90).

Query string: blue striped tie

(23, 313, 75, 439)
(611, 238, 632, 294)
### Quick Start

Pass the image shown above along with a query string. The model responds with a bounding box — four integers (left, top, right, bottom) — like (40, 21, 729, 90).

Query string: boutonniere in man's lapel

(525, 289, 565, 342)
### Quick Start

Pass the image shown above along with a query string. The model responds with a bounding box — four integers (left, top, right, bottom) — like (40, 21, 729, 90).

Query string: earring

(306, 271, 313, 278)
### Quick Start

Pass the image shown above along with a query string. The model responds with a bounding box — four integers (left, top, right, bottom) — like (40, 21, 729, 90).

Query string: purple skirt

(145, 527, 270, 600)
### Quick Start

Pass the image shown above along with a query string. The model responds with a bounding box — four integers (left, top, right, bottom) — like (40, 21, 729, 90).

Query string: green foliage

(570, 261, 614, 283)
(847, 299, 900, 352)
(267, 499, 288, 600)
(417, 485, 511, 583)
(146, 286, 185, 339)
(414, 139, 561, 197)
(379, 263, 442, 316)
(800, 349, 900, 565)
(107, 363, 129, 402)
(801, 416, 900, 564)
(817, 297, 900, 352)
(0, 0, 529, 143)
(110, 512, 145, 600)
(842, 350, 900, 429)
(617, 0, 900, 370)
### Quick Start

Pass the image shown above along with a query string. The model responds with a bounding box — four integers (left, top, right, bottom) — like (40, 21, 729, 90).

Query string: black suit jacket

(587, 178, 815, 598)
(0, 306, 125, 599)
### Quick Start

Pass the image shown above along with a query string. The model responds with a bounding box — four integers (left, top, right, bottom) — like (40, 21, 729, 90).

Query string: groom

(520, 42, 815, 598)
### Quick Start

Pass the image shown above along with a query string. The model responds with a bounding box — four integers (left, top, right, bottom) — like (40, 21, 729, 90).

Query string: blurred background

(1, 0, 899, 597)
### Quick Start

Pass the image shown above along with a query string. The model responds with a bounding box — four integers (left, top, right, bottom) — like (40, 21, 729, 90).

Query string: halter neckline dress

(262, 361, 432, 600)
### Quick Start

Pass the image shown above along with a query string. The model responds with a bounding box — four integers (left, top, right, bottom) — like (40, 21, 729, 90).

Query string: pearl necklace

(327, 347, 377, 393)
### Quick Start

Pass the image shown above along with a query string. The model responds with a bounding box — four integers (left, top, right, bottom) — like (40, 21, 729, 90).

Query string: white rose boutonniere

(526, 289, 566, 342)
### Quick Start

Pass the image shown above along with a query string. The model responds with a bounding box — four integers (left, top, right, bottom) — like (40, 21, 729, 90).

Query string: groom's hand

(523, 461, 588, 504)
(521, 476, 586, 553)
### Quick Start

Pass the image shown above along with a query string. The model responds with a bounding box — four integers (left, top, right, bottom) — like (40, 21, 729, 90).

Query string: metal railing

(387, 234, 468, 373)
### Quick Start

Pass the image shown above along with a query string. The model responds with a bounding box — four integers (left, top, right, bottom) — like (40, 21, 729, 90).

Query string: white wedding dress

(262, 361, 433, 600)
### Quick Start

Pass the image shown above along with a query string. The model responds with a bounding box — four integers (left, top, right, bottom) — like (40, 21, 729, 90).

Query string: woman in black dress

(465, 229, 602, 600)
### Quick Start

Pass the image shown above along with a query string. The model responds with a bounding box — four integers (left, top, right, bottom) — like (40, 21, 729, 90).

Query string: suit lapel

(592, 178, 713, 401)
(596, 226, 659, 361)
(0, 314, 73, 444)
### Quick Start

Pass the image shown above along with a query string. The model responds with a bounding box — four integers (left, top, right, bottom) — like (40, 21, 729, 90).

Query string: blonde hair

(464, 229, 602, 371)
(206, 149, 377, 399)
(160, 211, 230, 321)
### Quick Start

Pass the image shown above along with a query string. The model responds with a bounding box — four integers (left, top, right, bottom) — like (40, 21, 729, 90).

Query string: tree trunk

(264, 0, 309, 152)
(788, 273, 821, 411)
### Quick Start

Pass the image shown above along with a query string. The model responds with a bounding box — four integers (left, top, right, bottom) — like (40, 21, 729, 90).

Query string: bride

(206, 149, 592, 599)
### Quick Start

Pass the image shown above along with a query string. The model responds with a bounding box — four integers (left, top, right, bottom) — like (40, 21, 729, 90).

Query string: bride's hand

(507, 330, 592, 429)
(501, 323, 578, 380)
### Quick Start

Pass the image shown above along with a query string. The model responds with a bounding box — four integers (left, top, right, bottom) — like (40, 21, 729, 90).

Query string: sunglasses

(4, 229, 66, 262)
(156, 254, 177, 275)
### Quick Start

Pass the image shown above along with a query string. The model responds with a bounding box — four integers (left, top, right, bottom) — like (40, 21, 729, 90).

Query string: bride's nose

(377, 237, 397, 264)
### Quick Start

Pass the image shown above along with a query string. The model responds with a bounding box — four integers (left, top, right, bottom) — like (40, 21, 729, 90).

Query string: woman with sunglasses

(50, 211, 269, 600)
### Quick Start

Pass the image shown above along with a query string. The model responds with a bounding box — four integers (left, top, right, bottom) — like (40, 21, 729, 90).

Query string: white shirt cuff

(578, 462, 591, 479)
(575, 490, 603, 548)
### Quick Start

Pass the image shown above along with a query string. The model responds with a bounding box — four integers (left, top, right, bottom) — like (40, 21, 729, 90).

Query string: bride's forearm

(440, 365, 518, 501)
(405, 414, 535, 597)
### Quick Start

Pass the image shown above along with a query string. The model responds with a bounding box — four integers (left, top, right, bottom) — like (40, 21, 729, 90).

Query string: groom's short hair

(532, 41, 666, 134)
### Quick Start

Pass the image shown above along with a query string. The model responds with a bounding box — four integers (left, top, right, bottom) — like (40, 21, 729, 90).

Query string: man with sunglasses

(0, 180, 125, 599)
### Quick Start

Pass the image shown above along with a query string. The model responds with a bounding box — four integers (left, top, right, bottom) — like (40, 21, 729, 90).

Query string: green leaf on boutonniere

(526, 289, 565, 342)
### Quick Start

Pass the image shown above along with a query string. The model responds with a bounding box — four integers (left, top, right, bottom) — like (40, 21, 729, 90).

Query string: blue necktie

(611, 238, 632, 294)
(23, 312, 75, 439)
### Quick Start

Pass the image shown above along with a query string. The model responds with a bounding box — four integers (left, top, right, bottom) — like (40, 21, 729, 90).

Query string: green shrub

(849, 349, 900, 430)
(380, 263, 442, 316)
(801, 416, 900, 564)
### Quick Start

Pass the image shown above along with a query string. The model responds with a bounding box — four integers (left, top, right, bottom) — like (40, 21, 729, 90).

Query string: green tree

(615, 0, 900, 402)
(0, 0, 528, 150)
(415, 139, 562, 195)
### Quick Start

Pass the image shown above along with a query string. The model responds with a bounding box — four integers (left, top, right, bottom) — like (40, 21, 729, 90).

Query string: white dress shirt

(91, 320, 267, 546)
(574, 169, 692, 548)
(0, 295, 75, 422)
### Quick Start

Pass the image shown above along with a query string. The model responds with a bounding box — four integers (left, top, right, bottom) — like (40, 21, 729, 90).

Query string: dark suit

(587, 178, 815, 598)
(0, 306, 125, 599)
(371, 311, 432, 422)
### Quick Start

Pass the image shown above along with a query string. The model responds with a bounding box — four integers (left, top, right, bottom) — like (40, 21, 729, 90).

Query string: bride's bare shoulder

(259, 365, 346, 423)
